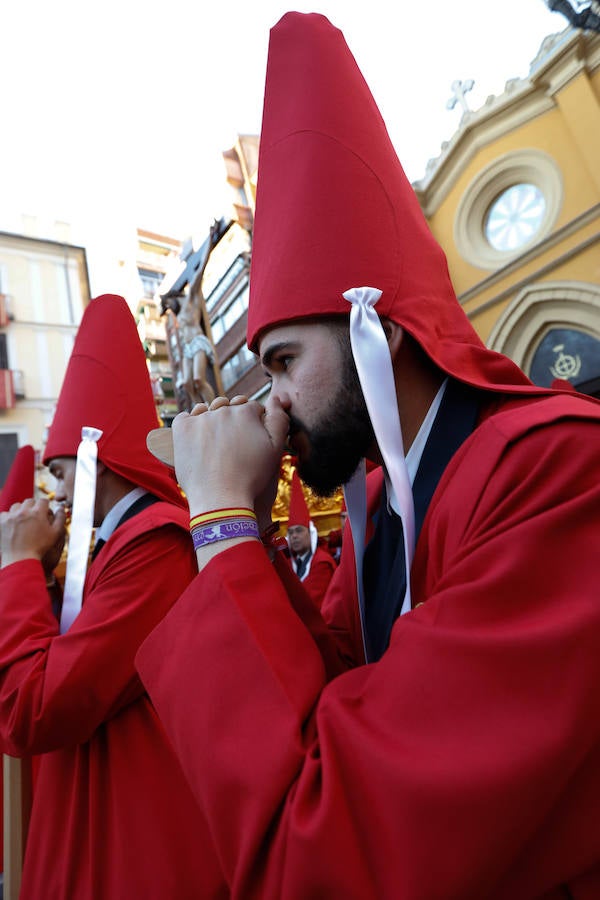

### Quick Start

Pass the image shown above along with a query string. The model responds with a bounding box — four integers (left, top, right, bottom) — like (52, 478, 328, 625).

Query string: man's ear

(381, 318, 404, 360)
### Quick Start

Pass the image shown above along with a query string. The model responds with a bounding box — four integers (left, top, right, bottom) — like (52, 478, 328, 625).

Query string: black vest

(362, 380, 482, 662)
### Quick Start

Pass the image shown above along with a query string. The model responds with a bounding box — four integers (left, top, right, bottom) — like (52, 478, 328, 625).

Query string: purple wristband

(191, 518, 260, 550)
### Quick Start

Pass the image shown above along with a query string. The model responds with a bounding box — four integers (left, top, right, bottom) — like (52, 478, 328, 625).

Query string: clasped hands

(172, 394, 289, 530)
(0, 499, 66, 574)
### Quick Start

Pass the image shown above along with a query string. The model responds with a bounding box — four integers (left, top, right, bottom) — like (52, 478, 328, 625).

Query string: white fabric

(60, 426, 103, 634)
(345, 382, 448, 642)
(386, 379, 447, 615)
(397, 379, 447, 492)
(343, 286, 415, 628)
(308, 520, 318, 555)
(93, 486, 148, 546)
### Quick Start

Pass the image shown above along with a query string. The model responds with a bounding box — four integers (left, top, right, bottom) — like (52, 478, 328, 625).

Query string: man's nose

(266, 384, 292, 411)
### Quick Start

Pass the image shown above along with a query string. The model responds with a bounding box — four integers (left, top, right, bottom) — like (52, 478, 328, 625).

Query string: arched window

(530, 327, 600, 390)
(487, 281, 600, 396)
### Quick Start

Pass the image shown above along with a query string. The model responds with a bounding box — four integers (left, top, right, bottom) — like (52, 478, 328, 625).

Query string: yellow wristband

(189, 507, 256, 529)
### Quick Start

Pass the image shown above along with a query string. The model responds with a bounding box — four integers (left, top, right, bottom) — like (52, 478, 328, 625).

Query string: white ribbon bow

(343, 287, 415, 655)
(59, 426, 103, 634)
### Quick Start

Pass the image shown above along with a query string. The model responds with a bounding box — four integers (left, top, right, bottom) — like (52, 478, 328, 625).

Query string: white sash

(59, 427, 103, 633)
(342, 287, 416, 656)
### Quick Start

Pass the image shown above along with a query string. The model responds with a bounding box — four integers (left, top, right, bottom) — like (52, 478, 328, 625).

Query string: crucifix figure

(446, 79, 475, 116)
(161, 220, 224, 409)
(174, 292, 215, 408)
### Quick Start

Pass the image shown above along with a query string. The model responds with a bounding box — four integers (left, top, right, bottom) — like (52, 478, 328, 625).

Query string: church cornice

(413, 28, 600, 216)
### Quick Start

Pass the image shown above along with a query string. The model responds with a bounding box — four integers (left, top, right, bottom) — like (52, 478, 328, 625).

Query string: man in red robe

(0, 445, 35, 895)
(137, 13, 600, 899)
(286, 469, 336, 607)
(0, 295, 222, 898)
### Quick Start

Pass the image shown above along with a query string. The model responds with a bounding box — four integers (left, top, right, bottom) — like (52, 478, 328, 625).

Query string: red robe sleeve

(136, 405, 600, 899)
(302, 546, 337, 608)
(0, 510, 197, 754)
(0, 503, 230, 898)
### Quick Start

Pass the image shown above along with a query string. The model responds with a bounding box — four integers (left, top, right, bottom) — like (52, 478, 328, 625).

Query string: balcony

(0, 370, 16, 409)
(0, 293, 14, 327)
(12, 369, 25, 399)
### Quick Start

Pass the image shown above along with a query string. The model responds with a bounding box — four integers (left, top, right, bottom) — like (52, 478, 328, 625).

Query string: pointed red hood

(247, 12, 537, 395)
(43, 294, 184, 507)
(0, 445, 35, 511)
(288, 469, 310, 527)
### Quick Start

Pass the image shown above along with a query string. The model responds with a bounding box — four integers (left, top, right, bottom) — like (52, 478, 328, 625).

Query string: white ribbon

(59, 426, 103, 633)
(343, 287, 416, 649)
(308, 520, 318, 555)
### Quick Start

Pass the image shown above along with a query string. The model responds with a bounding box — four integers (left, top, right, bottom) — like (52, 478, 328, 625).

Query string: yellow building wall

(428, 101, 600, 297)
(416, 29, 600, 385)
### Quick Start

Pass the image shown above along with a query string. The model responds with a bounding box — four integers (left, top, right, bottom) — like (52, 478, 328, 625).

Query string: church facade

(414, 26, 600, 397)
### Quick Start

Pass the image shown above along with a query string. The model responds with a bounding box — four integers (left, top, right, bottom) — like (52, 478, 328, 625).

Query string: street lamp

(544, 0, 600, 32)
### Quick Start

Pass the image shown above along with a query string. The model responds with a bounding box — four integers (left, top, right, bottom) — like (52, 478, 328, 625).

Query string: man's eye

(262, 351, 295, 377)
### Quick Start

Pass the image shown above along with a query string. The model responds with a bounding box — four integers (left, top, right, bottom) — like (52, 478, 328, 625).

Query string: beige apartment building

(0, 231, 90, 484)
(0, 225, 183, 487)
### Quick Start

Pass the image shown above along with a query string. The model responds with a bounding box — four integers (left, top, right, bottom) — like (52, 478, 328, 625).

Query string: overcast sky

(1, 0, 564, 244)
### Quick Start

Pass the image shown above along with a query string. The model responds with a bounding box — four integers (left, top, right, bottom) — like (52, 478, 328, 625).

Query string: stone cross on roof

(446, 79, 475, 115)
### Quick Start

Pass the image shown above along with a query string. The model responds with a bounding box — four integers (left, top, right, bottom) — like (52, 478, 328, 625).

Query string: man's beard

(292, 338, 374, 496)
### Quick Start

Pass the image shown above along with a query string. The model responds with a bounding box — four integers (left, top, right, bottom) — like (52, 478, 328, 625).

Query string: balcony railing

(0, 293, 15, 327)
(12, 369, 24, 399)
(0, 369, 16, 409)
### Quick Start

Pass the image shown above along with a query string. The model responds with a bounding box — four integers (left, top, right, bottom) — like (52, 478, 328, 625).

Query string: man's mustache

(285, 414, 307, 452)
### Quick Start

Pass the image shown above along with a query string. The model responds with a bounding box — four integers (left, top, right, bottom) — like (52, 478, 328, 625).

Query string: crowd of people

(0, 11, 598, 899)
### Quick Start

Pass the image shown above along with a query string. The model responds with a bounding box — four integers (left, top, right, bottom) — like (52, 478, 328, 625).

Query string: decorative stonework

(486, 280, 600, 376)
(453, 150, 563, 269)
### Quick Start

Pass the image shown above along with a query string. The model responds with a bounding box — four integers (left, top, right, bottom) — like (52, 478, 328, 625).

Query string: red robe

(0, 502, 225, 899)
(137, 394, 600, 899)
(288, 545, 337, 608)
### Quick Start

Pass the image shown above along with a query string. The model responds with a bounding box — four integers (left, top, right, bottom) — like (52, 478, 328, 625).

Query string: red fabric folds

(137, 395, 600, 898)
